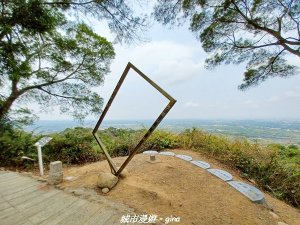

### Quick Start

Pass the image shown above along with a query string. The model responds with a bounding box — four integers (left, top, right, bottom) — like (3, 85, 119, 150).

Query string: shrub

(178, 128, 300, 208)
(146, 130, 179, 150)
(98, 128, 179, 156)
(1, 125, 299, 208)
(43, 127, 101, 164)
(98, 127, 144, 156)
(0, 128, 38, 167)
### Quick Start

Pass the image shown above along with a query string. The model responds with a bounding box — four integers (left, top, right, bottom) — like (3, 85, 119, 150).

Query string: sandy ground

(59, 149, 300, 225)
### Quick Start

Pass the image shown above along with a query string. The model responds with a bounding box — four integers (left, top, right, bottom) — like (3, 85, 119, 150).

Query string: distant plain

(26, 119, 300, 145)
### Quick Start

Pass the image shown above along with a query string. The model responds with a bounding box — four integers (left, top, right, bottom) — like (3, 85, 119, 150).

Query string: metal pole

(37, 145, 44, 176)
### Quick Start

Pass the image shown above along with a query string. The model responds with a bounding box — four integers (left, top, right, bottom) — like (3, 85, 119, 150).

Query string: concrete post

(48, 161, 63, 185)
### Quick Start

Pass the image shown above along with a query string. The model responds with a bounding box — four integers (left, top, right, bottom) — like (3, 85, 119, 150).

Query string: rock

(97, 172, 118, 189)
(269, 211, 279, 220)
(64, 176, 77, 181)
(47, 161, 63, 185)
(278, 222, 289, 225)
(102, 188, 110, 194)
(56, 185, 65, 190)
(73, 189, 85, 196)
(116, 167, 129, 179)
(249, 179, 257, 185)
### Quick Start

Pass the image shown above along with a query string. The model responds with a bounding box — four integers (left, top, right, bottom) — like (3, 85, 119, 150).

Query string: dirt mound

(60, 149, 300, 225)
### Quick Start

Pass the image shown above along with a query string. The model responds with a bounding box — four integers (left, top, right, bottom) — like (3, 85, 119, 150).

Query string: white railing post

(34, 137, 52, 176)
(37, 145, 44, 176)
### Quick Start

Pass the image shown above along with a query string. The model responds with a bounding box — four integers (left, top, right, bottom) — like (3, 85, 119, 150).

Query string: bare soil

(59, 149, 300, 225)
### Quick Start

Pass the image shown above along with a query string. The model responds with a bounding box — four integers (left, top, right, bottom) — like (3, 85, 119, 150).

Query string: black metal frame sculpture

(93, 62, 176, 176)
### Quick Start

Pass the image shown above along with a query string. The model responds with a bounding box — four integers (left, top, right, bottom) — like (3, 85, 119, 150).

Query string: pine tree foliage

(154, 0, 300, 89)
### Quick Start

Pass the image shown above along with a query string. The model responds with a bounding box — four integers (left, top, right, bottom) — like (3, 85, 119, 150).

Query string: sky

(35, 10, 300, 121)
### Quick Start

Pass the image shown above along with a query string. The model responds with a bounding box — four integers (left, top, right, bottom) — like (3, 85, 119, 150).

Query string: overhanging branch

(231, 0, 300, 57)
(37, 87, 81, 100)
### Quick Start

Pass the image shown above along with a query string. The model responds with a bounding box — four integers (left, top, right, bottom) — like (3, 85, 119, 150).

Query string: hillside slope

(60, 149, 300, 225)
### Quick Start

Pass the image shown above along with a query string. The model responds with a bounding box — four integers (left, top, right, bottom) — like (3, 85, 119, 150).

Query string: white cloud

(268, 96, 281, 103)
(286, 55, 300, 68)
(267, 91, 300, 104)
(243, 100, 260, 109)
(243, 100, 255, 105)
(184, 101, 200, 108)
(285, 90, 300, 98)
(154, 59, 204, 85)
(115, 41, 205, 86)
(31, 20, 300, 120)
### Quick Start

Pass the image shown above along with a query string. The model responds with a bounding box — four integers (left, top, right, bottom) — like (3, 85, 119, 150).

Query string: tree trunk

(0, 95, 18, 123)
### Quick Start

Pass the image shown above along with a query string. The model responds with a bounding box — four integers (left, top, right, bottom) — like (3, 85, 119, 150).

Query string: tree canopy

(43, 0, 147, 43)
(0, 0, 146, 125)
(154, 0, 300, 89)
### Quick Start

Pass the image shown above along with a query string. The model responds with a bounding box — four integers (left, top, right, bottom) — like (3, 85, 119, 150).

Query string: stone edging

(143, 150, 266, 204)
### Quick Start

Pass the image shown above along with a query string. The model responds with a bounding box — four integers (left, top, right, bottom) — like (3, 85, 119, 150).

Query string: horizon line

(35, 118, 300, 122)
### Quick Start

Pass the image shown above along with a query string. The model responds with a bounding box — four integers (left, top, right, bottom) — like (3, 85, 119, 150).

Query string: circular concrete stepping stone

(175, 154, 193, 161)
(190, 160, 210, 169)
(159, 152, 175, 156)
(143, 150, 158, 155)
(207, 169, 233, 181)
(228, 181, 265, 203)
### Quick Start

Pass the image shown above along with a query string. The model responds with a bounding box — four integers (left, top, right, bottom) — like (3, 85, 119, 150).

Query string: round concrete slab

(159, 152, 175, 156)
(207, 169, 233, 181)
(228, 181, 265, 203)
(190, 160, 210, 169)
(143, 150, 158, 155)
(175, 154, 193, 161)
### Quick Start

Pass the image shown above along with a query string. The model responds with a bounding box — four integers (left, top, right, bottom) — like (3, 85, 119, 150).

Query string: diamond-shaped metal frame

(92, 62, 176, 176)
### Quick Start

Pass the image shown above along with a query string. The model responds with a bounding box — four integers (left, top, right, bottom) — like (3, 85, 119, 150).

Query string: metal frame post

(93, 62, 176, 176)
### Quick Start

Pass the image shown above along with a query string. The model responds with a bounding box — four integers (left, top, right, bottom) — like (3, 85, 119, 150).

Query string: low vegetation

(179, 128, 299, 209)
(0, 126, 299, 208)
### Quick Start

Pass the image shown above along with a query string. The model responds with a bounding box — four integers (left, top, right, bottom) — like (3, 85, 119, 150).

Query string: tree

(154, 0, 300, 89)
(0, 0, 146, 124)
(43, 0, 147, 43)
